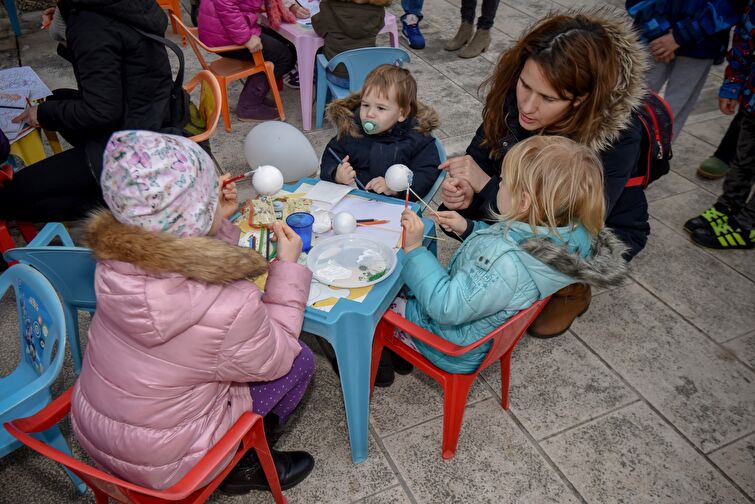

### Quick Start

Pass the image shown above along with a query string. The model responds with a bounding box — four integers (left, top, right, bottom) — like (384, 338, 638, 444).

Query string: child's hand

(273, 221, 303, 263)
(244, 35, 263, 54)
(12, 106, 39, 128)
(291, 4, 310, 18)
(441, 177, 473, 210)
(719, 97, 738, 115)
(401, 209, 424, 253)
(218, 175, 240, 219)
(335, 155, 356, 185)
(649, 31, 679, 63)
(432, 210, 468, 235)
(41, 7, 55, 29)
(365, 177, 397, 196)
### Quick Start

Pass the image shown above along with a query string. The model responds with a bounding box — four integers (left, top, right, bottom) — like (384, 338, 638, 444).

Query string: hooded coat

(37, 0, 173, 178)
(321, 94, 442, 200)
(311, 0, 390, 79)
(71, 211, 312, 490)
(457, 9, 650, 259)
(199, 0, 265, 47)
(402, 221, 629, 374)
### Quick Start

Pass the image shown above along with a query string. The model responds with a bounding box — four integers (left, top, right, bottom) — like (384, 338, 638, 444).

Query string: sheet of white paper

(304, 180, 354, 209)
(0, 67, 52, 101)
(314, 196, 405, 250)
(295, 0, 320, 26)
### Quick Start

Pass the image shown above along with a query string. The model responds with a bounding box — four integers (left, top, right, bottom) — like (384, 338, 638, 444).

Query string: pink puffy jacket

(198, 0, 263, 47)
(71, 211, 312, 490)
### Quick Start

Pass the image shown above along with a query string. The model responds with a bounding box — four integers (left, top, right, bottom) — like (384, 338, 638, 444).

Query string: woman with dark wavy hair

(437, 9, 648, 338)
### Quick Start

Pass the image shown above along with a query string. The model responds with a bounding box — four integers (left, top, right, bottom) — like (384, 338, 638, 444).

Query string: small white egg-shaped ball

(312, 210, 332, 234)
(252, 165, 284, 195)
(385, 164, 413, 192)
(332, 212, 357, 235)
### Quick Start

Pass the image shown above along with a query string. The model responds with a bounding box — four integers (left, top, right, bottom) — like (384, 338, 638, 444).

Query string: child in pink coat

(71, 130, 315, 495)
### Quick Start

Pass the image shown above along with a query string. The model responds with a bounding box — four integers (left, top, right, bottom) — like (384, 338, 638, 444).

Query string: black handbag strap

(129, 26, 185, 96)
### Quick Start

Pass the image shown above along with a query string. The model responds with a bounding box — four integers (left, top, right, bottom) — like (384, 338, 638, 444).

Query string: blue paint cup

(286, 212, 315, 252)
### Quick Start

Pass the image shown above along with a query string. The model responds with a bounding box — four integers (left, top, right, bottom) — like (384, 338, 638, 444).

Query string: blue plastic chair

(0, 264, 86, 493)
(4, 223, 96, 375)
(3, 0, 21, 36)
(419, 137, 447, 212)
(314, 47, 411, 129)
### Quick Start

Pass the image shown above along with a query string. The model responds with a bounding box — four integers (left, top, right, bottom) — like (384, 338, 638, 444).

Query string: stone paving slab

(709, 434, 755, 500)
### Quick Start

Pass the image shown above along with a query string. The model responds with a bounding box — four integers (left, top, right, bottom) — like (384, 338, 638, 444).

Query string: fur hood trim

(331, 0, 391, 6)
(326, 93, 441, 139)
(84, 210, 268, 284)
(520, 228, 630, 288)
(561, 7, 649, 152)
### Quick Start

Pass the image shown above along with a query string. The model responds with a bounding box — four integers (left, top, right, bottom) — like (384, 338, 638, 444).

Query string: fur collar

(571, 7, 649, 152)
(84, 210, 268, 284)
(330, 0, 391, 5)
(326, 94, 441, 139)
(520, 228, 630, 288)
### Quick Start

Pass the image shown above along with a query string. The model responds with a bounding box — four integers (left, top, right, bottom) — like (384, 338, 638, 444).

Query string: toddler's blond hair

(362, 64, 418, 117)
(498, 135, 605, 235)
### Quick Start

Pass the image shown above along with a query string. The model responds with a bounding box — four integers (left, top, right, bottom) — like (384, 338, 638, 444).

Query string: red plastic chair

(5, 387, 287, 504)
(0, 167, 37, 265)
(370, 299, 549, 460)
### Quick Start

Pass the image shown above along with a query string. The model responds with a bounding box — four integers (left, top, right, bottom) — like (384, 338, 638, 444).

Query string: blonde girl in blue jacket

(398, 136, 629, 374)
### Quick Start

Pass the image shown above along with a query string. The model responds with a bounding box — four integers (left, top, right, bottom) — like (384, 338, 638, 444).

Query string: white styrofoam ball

(332, 212, 357, 235)
(252, 165, 284, 195)
(385, 164, 413, 192)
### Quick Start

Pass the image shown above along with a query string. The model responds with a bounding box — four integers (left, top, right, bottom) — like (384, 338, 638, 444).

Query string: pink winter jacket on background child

(198, 0, 264, 47)
(71, 210, 312, 490)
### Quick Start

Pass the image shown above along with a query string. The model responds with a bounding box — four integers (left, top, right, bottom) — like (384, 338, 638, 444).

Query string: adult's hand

(334, 154, 356, 185)
(244, 35, 263, 54)
(218, 175, 239, 219)
(273, 221, 303, 262)
(432, 210, 468, 236)
(401, 209, 424, 253)
(12, 106, 39, 128)
(649, 31, 679, 63)
(719, 97, 738, 115)
(438, 155, 490, 192)
(41, 7, 55, 28)
(441, 177, 474, 210)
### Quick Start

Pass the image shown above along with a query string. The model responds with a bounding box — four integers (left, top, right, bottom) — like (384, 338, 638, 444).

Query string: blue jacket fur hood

(320, 93, 442, 200)
(401, 222, 629, 374)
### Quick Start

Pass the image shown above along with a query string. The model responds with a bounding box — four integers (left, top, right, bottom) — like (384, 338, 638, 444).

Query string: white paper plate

(306, 234, 397, 288)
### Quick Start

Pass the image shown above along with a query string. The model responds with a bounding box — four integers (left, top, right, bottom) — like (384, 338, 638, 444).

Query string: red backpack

(625, 90, 674, 188)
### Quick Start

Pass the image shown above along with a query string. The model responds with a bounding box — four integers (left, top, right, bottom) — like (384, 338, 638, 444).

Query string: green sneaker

(683, 203, 731, 233)
(691, 217, 754, 250)
(697, 156, 729, 179)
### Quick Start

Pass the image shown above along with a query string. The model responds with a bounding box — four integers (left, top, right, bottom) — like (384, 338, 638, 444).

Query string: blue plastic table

(288, 179, 434, 463)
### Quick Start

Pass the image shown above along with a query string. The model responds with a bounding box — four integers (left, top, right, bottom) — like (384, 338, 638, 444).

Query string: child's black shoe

(390, 350, 414, 375)
(690, 216, 754, 250)
(220, 449, 314, 494)
(684, 203, 731, 233)
(375, 349, 395, 387)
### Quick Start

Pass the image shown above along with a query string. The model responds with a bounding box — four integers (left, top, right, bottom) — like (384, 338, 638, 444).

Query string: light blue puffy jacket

(401, 220, 628, 374)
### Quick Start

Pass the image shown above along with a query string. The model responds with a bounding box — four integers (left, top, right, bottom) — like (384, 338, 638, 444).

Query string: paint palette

(307, 234, 396, 288)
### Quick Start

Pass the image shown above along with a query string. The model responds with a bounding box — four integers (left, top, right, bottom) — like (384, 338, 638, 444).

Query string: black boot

(220, 448, 314, 494)
(237, 74, 280, 121)
(374, 349, 395, 388)
(390, 350, 413, 375)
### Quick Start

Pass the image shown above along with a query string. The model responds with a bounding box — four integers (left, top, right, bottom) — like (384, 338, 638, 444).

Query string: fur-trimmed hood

(84, 210, 268, 284)
(326, 93, 441, 139)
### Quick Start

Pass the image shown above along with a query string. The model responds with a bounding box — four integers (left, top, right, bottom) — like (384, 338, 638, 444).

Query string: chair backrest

(0, 264, 66, 390)
(476, 300, 546, 371)
(326, 47, 411, 93)
(184, 70, 222, 143)
(4, 248, 96, 311)
(422, 138, 447, 204)
(170, 13, 265, 68)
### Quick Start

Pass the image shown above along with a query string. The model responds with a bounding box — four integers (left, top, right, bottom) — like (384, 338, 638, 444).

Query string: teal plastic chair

(314, 47, 411, 129)
(0, 264, 86, 493)
(420, 137, 447, 211)
(4, 223, 96, 375)
(3, 0, 21, 36)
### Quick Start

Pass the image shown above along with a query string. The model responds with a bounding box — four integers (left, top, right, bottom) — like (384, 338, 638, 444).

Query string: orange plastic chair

(370, 299, 549, 460)
(171, 13, 285, 132)
(183, 70, 222, 144)
(157, 0, 186, 45)
(5, 387, 287, 504)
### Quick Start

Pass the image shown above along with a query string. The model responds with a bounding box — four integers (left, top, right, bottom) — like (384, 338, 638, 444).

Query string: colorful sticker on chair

(18, 281, 52, 375)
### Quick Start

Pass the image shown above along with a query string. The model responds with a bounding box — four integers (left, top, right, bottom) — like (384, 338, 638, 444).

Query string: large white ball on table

(332, 212, 357, 235)
(385, 164, 413, 192)
(252, 165, 284, 195)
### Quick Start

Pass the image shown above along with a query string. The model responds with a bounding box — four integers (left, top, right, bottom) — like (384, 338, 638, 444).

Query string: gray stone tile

(480, 334, 637, 440)
(649, 190, 755, 282)
(685, 116, 735, 150)
(631, 219, 755, 342)
(724, 332, 755, 371)
(369, 366, 491, 437)
(573, 282, 755, 452)
(643, 171, 697, 203)
(499, 0, 570, 19)
(357, 485, 413, 504)
(383, 398, 580, 503)
(541, 403, 750, 504)
(438, 132, 475, 159)
(669, 131, 724, 196)
(709, 434, 755, 499)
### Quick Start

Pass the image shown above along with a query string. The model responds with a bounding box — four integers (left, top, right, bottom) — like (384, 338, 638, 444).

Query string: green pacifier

(362, 120, 377, 134)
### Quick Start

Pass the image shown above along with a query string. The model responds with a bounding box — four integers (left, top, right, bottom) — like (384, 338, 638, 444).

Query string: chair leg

(219, 79, 232, 133)
(37, 426, 87, 493)
(500, 351, 513, 410)
(66, 305, 84, 375)
(315, 64, 328, 129)
(93, 489, 109, 504)
(0, 221, 17, 255)
(18, 222, 37, 243)
(369, 324, 387, 399)
(441, 375, 474, 460)
(264, 64, 286, 122)
(4, 0, 21, 36)
(252, 420, 288, 504)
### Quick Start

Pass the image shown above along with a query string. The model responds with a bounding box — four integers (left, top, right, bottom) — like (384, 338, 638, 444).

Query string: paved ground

(1, 0, 754, 503)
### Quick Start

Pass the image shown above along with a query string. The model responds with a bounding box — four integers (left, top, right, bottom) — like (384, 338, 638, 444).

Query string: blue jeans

(402, 0, 423, 20)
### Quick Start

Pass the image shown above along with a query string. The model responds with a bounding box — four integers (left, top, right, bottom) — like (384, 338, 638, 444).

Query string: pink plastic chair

(260, 13, 399, 131)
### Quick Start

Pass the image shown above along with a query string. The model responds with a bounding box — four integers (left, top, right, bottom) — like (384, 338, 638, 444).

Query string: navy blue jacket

(320, 94, 442, 200)
(626, 0, 742, 60)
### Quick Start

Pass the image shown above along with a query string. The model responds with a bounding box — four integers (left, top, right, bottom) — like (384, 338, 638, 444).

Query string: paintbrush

(327, 147, 367, 191)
